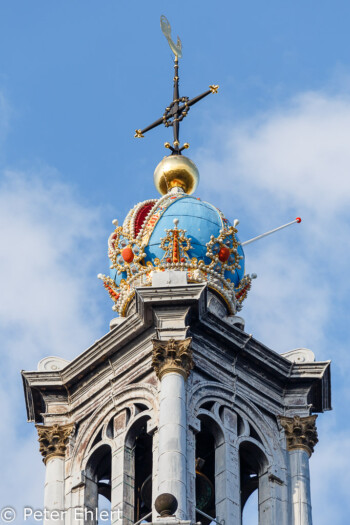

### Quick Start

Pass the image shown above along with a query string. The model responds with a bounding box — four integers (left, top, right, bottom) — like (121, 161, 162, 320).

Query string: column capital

(36, 423, 75, 464)
(279, 415, 318, 456)
(152, 337, 194, 380)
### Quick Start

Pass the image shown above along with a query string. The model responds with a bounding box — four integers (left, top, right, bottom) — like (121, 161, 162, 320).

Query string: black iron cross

(134, 18, 219, 155)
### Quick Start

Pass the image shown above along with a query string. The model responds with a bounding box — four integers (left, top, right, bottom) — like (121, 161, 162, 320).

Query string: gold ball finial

(154, 155, 199, 195)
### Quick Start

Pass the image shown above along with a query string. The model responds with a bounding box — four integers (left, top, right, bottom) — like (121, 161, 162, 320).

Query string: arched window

(242, 489, 258, 525)
(85, 444, 112, 525)
(195, 415, 224, 525)
(98, 494, 111, 525)
(125, 415, 153, 523)
(240, 441, 268, 524)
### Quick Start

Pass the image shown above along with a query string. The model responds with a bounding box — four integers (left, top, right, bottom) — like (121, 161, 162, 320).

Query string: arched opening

(196, 429, 215, 523)
(240, 441, 268, 524)
(85, 444, 112, 524)
(134, 426, 152, 522)
(195, 415, 224, 525)
(242, 490, 258, 525)
(125, 416, 153, 523)
(98, 494, 112, 525)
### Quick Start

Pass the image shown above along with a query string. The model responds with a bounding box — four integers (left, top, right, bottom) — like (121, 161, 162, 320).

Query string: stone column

(215, 408, 240, 525)
(152, 429, 160, 518)
(111, 442, 135, 524)
(258, 470, 288, 525)
(152, 338, 194, 521)
(279, 415, 318, 525)
(36, 423, 75, 525)
(110, 409, 135, 525)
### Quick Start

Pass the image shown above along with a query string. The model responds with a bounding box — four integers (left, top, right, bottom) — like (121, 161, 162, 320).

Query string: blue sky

(0, 2, 350, 524)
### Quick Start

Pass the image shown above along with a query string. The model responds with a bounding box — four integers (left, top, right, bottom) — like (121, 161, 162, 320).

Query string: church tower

(22, 16, 331, 525)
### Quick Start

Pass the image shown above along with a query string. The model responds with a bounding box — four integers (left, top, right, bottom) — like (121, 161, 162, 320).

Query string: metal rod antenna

(242, 218, 302, 247)
(173, 56, 180, 151)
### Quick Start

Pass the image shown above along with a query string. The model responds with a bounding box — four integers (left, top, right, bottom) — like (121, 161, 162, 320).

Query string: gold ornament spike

(159, 220, 192, 264)
(134, 129, 144, 138)
(209, 85, 219, 94)
(164, 142, 171, 149)
(183, 143, 190, 149)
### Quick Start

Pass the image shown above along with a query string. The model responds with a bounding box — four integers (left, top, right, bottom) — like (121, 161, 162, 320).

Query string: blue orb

(143, 196, 245, 285)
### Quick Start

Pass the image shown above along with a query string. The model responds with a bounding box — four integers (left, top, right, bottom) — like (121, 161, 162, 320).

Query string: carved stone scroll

(279, 415, 318, 456)
(36, 423, 75, 464)
(152, 337, 194, 380)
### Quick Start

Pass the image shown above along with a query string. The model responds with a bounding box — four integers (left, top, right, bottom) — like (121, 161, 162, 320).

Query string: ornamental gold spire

(159, 218, 192, 264)
(134, 15, 219, 195)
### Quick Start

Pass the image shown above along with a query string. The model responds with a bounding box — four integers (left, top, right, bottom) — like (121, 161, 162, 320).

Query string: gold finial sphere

(154, 155, 199, 195)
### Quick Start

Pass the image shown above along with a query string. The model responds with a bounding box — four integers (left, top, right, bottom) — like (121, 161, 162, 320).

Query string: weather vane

(134, 15, 219, 154)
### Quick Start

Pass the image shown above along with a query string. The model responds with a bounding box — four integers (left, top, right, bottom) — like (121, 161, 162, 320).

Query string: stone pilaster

(279, 415, 318, 457)
(279, 415, 318, 525)
(36, 424, 74, 525)
(36, 423, 75, 464)
(152, 337, 194, 380)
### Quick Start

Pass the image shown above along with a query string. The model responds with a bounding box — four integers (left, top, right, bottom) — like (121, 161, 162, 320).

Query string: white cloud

(196, 88, 350, 523)
(0, 168, 105, 365)
(234, 93, 350, 212)
(197, 89, 350, 357)
(198, 91, 350, 215)
(310, 417, 350, 524)
(0, 168, 107, 516)
(1, 86, 349, 522)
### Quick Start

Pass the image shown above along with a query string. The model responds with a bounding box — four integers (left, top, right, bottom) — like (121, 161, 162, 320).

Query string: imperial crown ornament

(98, 16, 257, 317)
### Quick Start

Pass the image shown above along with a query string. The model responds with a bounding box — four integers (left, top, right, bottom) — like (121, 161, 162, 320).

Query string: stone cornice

(36, 423, 75, 464)
(279, 415, 318, 456)
(136, 283, 207, 307)
(22, 284, 331, 423)
(152, 338, 194, 380)
(23, 284, 329, 390)
(23, 284, 204, 386)
(191, 314, 331, 412)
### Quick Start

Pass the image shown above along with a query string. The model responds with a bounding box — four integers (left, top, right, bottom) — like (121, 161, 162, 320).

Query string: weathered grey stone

(281, 348, 316, 364)
(152, 270, 188, 287)
(37, 356, 70, 372)
(22, 282, 331, 525)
